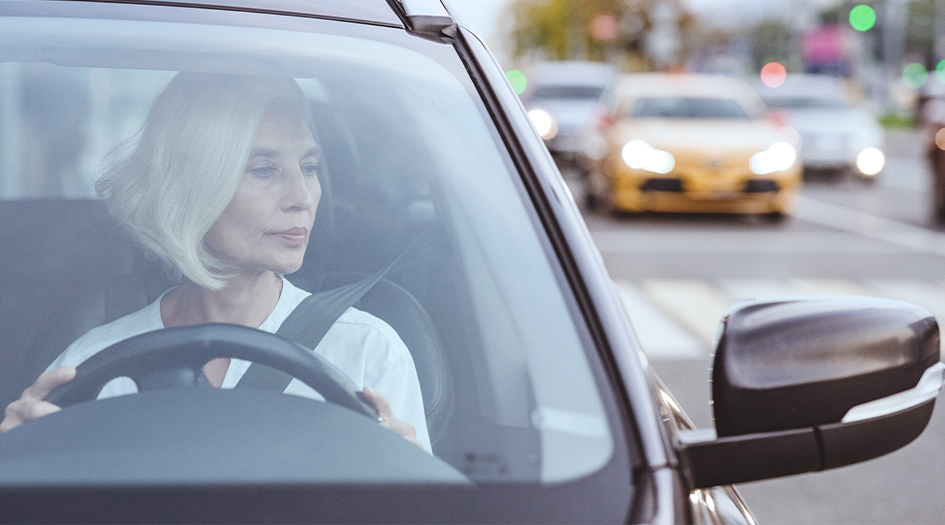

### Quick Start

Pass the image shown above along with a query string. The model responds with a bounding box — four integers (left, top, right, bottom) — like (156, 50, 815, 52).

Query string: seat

(10, 275, 172, 405)
(319, 271, 454, 448)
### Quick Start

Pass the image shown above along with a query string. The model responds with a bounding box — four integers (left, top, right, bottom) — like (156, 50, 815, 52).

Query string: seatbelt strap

(234, 237, 418, 391)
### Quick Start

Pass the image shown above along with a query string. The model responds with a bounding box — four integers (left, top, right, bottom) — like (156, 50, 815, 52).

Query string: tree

(507, 0, 693, 70)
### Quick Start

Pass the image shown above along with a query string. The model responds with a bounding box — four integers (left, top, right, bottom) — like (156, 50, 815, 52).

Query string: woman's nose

(282, 166, 315, 211)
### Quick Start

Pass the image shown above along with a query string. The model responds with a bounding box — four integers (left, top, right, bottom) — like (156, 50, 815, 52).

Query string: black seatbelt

(234, 237, 419, 392)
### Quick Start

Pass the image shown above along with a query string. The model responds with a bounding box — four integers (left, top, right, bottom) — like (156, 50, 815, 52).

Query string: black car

(0, 1, 941, 523)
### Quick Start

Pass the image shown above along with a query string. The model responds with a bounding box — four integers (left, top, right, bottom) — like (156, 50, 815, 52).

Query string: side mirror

(678, 296, 944, 489)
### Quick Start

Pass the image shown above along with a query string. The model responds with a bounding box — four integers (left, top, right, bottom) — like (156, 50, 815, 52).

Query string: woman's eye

(250, 167, 277, 179)
(301, 163, 318, 177)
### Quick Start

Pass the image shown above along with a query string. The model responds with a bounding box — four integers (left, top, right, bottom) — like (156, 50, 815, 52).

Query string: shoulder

(48, 297, 163, 370)
(332, 307, 411, 360)
(280, 279, 408, 360)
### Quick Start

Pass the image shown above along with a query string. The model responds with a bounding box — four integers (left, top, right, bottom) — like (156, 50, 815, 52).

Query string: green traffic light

(849, 5, 876, 31)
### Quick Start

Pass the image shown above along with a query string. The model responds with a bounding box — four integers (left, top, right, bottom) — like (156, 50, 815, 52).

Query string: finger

(362, 387, 393, 419)
(1, 400, 61, 433)
(382, 418, 418, 441)
(18, 400, 62, 421)
(379, 419, 422, 449)
(23, 367, 76, 401)
(362, 388, 422, 449)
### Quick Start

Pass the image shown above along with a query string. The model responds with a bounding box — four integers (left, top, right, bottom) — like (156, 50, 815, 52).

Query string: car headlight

(528, 109, 558, 140)
(856, 148, 884, 176)
(621, 140, 675, 174)
(749, 141, 796, 175)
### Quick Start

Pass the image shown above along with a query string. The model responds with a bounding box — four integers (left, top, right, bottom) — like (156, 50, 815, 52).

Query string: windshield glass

(0, 13, 614, 487)
(632, 97, 750, 119)
(533, 85, 605, 100)
(764, 96, 848, 110)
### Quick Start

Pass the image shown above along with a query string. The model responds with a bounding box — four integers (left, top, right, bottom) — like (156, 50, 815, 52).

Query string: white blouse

(46, 279, 432, 453)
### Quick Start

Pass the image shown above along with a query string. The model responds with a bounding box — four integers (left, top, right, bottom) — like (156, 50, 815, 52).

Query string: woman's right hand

(0, 367, 76, 433)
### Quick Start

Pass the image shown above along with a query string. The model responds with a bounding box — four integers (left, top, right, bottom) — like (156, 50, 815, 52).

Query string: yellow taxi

(584, 73, 802, 219)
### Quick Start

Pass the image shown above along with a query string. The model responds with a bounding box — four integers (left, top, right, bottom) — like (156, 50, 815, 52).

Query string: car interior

(0, 13, 621, 489)
(0, 74, 540, 483)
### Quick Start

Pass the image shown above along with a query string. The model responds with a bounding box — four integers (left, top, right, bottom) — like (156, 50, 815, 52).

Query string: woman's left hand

(362, 386, 422, 449)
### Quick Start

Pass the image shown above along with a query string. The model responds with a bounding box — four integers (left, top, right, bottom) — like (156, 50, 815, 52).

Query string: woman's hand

(0, 367, 76, 434)
(362, 386, 422, 449)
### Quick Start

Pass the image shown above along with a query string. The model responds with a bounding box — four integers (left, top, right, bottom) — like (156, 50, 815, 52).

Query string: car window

(0, 13, 615, 486)
(533, 85, 605, 100)
(763, 96, 848, 110)
(631, 96, 750, 119)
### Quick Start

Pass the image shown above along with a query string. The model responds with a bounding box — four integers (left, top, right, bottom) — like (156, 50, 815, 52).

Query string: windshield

(0, 12, 614, 489)
(533, 85, 606, 100)
(632, 97, 750, 119)
(764, 96, 848, 110)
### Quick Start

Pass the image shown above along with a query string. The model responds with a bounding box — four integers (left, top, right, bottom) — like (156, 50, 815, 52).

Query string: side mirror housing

(679, 296, 943, 489)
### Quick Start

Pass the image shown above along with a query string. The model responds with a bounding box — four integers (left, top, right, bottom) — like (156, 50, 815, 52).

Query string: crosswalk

(616, 278, 945, 360)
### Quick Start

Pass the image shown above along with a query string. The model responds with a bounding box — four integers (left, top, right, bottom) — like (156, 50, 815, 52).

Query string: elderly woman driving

(0, 73, 430, 452)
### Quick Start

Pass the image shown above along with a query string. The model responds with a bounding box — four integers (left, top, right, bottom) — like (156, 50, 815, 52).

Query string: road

(568, 130, 945, 524)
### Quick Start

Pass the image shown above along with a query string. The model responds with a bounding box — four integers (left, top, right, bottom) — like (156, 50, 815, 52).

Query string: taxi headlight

(856, 148, 884, 176)
(528, 109, 558, 140)
(621, 140, 675, 174)
(749, 141, 796, 175)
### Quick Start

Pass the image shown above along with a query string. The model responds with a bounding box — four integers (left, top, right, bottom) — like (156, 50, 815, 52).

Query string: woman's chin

(272, 260, 304, 276)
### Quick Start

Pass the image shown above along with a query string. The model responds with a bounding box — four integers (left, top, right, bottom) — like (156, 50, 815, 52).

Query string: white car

(521, 61, 617, 169)
(756, 74, 885, 181)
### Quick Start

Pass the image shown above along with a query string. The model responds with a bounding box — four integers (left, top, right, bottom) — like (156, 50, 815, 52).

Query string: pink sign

(802, 25, 844, 65)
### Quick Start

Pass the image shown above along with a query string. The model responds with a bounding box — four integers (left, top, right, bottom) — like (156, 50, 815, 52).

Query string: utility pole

(936, 0, 945, 64)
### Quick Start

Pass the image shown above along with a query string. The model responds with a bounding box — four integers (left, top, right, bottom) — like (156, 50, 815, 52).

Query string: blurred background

(449, 1, 945, 524)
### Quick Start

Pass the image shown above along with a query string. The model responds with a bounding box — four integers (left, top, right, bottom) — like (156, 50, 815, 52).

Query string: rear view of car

(756, 74, 885, 181)
(521, 61, 617, 169)
(586, 73, 802, 219)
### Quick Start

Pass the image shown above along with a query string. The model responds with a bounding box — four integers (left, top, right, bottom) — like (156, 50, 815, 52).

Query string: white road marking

(619, 278, 945, 361)
(614, 281, 704, 359)
(591, 230, 910, 254)
(721, 278, 878, 300)
(640, 279, 731, 348)
(785, 279, 874, 296)
(719, 279, 797, 300)
(792, 195, 945, 257)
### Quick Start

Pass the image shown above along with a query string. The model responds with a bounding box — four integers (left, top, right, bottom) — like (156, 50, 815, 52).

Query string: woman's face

(205, 102, 321, 278)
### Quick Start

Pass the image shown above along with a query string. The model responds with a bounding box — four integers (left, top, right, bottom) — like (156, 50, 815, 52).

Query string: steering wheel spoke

(136, 367, 208, 391)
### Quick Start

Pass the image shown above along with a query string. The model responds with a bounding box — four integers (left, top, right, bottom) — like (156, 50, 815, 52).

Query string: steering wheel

(44, 323, 378, 419)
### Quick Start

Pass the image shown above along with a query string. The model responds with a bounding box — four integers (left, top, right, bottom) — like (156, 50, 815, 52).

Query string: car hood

(613, 119, 781, 154)
(527, 99, 601, 129)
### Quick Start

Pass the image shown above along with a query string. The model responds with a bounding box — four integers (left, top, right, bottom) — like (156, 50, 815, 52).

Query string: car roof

(755, 74, 847, 100)
(617, 73, 759, 101)
(528, 61, 618, 86)
(12, 0, 407, 27)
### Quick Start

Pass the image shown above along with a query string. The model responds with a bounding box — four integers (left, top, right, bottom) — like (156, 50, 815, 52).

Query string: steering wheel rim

(44, 323, 378, 419)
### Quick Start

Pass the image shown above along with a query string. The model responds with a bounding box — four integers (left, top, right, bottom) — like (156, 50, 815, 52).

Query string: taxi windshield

(632, 96, 750, 119)
(764, 96, 849, 110)
(0, 13, 614, 487)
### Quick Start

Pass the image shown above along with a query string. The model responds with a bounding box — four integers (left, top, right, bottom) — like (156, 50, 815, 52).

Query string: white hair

(96, 73, 310, 289)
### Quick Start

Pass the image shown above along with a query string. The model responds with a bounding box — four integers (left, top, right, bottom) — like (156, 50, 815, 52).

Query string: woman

(0, 73, 430, 452)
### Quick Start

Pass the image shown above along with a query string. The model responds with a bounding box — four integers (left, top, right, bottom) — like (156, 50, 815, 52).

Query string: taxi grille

(640, 178, 683, 192)
(743, 179, 779, 193)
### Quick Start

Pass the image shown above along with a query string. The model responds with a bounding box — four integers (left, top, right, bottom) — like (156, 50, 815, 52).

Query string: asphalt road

(567, 130, 945, 525)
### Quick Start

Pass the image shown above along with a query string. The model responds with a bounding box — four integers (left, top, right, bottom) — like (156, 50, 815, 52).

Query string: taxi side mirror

(678, 296, 943, 489)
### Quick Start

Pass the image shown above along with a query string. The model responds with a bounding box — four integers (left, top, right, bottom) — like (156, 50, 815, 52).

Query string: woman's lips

(270, 227, 308, 247)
